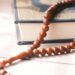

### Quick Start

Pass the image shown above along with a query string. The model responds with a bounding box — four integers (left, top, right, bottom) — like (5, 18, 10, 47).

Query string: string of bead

(0, 0, 75, 74)
(33, 42, 75, 57)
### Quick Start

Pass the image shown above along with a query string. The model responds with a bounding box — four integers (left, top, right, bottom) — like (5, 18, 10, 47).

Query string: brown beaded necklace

(0, 0, 75, 74)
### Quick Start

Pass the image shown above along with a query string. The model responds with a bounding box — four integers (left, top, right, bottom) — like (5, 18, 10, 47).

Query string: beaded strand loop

(0, 0, 75, 74)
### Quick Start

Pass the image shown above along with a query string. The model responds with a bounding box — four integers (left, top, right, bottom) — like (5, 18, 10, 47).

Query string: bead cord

(0, 0, 75, 74)
(33, 42, 75, 57)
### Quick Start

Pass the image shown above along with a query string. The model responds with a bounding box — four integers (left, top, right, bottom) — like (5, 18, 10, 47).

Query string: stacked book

(14, 0, 75, 45)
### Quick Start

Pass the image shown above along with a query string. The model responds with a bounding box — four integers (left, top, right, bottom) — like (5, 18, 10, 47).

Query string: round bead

(33, 41, 40, 49)
(43, 18, 50, 25)
(64, 45, 72, 53)
(39, 48, 46, 56)
(37, 36, 44, 43)
(59, 46, 65, 54)
(70, 42, 75, 49)
(42, 24, 49, 31)
(46, 48, 52, 55)
(33, 49, 40, 57)
(44, 10, 52, 19)
(40, 31, 46, 37)
(54, 47, 61, 54)
(52, 47, 59, 55)
(61, 46, 70, 53)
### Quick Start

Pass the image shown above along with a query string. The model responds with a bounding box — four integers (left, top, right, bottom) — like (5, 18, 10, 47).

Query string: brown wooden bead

(43, 18, 50, 25)
(44, 4, 57, 19)
(46, 48, 52, 55)
(47, 47, 55, 55)
(35, 40, 41, 45)
(59, 46, 65, 54)
(64, 45, 72, 53)
(37, 36, 44, 43)
(70, 42, 75, 49)
(39, 48, 47, 56)
(60, 46, 70, 53)
(40, 30, 46, 37)
(53, 47, 61, 54)
(42, 24, 49, 31)
(33, 49, 40, 57)
(33, 42, 40, 49)
(44, 10, 52, 19)
(50, 4, 58, 12)
(52, 47, 61, 55)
